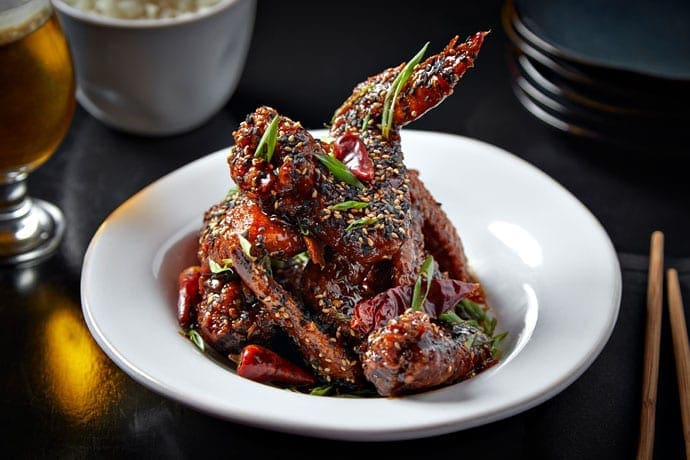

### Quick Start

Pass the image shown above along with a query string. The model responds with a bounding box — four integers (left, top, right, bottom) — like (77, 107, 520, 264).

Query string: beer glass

(0, 0, 75, 265)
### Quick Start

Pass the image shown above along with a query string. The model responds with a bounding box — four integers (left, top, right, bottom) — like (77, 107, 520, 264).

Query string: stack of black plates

(502, 0, 690, 151)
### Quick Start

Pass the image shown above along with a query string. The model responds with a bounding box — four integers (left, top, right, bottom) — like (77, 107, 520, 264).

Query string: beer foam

(0, 0, 51, 46)
(61, 0, 221, 20)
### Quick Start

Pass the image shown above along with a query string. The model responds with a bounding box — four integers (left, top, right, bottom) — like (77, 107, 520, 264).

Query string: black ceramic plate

(508, 53, 689, 150)
(510, 75, 620, 146)
(513, 0, 690, 82)
(510, 58, 629, 134)
(515, 55, 679, 119)
(502, 2, 654, 99)
(502, 1, 690, 108)
(501, 2, 600, 89)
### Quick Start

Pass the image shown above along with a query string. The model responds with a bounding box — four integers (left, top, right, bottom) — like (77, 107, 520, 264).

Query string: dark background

(2, 0, 689, 458)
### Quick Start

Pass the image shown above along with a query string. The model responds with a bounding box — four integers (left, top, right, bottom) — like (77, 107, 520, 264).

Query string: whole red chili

(236, 344, 316, 386)
(177, 265, 201, 328)
(332, 133, 374, 182)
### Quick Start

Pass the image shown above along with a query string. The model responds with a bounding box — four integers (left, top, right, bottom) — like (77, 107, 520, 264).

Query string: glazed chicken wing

(177, 31, 501, 396)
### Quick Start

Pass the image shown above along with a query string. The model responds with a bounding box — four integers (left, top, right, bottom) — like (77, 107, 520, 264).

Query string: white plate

(81, 130, 621, 441)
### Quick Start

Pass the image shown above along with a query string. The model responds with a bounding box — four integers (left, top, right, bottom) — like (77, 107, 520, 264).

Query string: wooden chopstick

(637, 230, 665, 460)
(666, 267, 690, 458)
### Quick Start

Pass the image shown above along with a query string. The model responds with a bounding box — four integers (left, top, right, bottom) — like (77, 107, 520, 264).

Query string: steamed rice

(62, 0, 222, 19)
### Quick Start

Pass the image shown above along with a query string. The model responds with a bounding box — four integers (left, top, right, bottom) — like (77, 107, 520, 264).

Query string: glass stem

(0, 172, 65, 265)
(0, 173, 32, 220)
(0, 173, 52, 259)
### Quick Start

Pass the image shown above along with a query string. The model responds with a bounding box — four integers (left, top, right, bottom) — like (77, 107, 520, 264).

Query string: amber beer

(0, 0, 75, 177)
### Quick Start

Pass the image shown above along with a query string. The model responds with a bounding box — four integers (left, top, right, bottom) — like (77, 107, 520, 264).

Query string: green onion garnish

(345, 217, 378, 232)
(490, 331, 508, 359)
(438, 309, 463, 324)
(328, 200, 369, 211)
(186, 329, 205, 351)
(298, 224, 310, 236)
(315, 152, 365, 189)
(310, 384, 334, 396)
(381, 41, 429, 138)
(254, 115, 280, 163)
(237, 233, 255, 261)
(209, 258, 233, 273)
(458, 298, 496, 336)
(292, 251, 310, 265)
(411, 255, 435, 311)
(224, 186, 239, 200)
(361, 112, 371, 131)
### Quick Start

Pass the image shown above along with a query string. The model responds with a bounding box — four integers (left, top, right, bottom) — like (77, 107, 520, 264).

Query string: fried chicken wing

(226, 237, 364, 386)
(227, 106, 409, 265)
(361, 310, 495, 397)
(330, 31, 488, 136)
(176, 32, 500, 397)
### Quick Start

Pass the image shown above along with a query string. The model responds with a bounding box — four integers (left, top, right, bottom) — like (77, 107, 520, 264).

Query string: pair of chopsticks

(637, 231, 690, 460)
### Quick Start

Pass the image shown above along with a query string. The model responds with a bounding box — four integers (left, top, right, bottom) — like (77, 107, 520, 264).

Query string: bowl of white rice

(61, 0, 224, 21)
(51, 0, 256, 135)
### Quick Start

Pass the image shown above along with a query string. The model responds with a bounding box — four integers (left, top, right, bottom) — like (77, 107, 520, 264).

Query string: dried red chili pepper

(236, 344, 316, 386)
(177, 265, 201, 328)
(350, 279, 481, 335)
(332, 133, 374, 182)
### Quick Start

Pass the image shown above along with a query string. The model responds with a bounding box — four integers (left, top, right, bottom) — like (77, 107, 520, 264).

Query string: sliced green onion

(361, 112, 371, 131)
(254, 115, 280, 163)
(411, 255, 434, 311)
(315, 152, 365, 189)
(381, 42, 429, 138)
(310, 384, 334, 396)
(186, 329, 205, 352)
(237, 233, 255, 261)
(328, 200, 369, 211)
(439, 309, 463, 324)
(292, 251, 310, 265)
(345, 217, 378, 232)
(490, 331, 508, 359)
(270, 258, 286, 269)
(209, 258, 233, 273)
(458, 298, 496, 336)
(224, 186, 239, 200)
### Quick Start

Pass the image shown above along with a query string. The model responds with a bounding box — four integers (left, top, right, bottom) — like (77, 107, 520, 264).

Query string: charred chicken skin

(177, 32, 502, 396)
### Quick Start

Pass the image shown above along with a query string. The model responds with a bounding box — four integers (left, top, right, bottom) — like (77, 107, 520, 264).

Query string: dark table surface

(3, 1, 690, 458)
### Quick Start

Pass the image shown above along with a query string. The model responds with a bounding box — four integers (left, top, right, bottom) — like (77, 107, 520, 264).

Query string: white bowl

(51, 0, 256, 136)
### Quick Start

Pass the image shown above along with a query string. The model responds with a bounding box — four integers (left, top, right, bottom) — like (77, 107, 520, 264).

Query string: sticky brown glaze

(227, 106, 409, 265)
(330, 31, 488, 136)
(391, 203, 426, 287)
(198, 192, 305, 264)
(226, 238, 365, 386)
(179, 32, 496, 396)
(361, 309, 494, 397)
(195, 272, 276, 355)
(227, 106, 319, 212)
(300, 252, 391, 342)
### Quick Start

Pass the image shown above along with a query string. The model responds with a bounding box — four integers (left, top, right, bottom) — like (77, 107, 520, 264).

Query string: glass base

(0, 198, 65, 266)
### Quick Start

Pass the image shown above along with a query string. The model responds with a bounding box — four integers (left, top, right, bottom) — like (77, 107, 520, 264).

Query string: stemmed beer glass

(0, 0, 75, 265)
